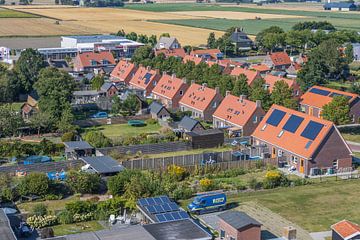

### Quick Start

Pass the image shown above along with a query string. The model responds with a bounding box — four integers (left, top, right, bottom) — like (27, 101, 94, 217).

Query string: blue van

(90, 112, 108, 119)
(188, 191, 227, 215)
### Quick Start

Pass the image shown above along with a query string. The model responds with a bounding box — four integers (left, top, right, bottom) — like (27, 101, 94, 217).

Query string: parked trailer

(188, 191, 227, 215)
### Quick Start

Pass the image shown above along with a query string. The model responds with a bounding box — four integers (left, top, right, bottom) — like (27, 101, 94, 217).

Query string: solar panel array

(266, 109, 286, 127)
(155, 211, 189, 223)
(309, 88, 330, 96)
(283, 115, 304, 133)
(143, 73, 153, 85)
(301, 120, 324, 140)
(329, 92, 352, 100)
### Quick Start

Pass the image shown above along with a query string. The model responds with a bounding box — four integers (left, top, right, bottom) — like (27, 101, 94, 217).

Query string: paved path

(310, 231, 332, 240)
(347, 141, 360, 152)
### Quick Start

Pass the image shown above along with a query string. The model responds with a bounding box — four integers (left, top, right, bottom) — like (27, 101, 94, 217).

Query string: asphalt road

(347, 141, 360, 153)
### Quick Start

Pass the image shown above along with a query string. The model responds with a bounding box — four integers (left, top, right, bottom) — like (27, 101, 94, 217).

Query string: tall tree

(232, 74, 250, 97)
(29, 112, 52, 136)
(131, 45, 153, 65)
(14, 48, 45, 93)
(256, 26, 284, 50)
(121, 94, 140, 116)
(148, 35, 157, 47)
(207, 32, 217, 49)
(160, 33, 170, 38)
(270, 81, 297, 109)
(57, 104, 75, 133)
(91, 75, 104, 90)
(0, 104, 24, 137)
(345, 43, 354, 64)
(249, 78, 272, 111)
(322, 96, 351, 125)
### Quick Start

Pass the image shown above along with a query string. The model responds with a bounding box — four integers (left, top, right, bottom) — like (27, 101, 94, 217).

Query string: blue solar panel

(283, 115, 304, 133)
(146, 205, 157, 214)
(147, 198, 155, 205)
(179, 211, 189, 219)
(154, 197, 162, 205)
(138, 198, 148, 207)
(162, 203, 172, 212)
(171, 212, 181, 220)
(144, 73, 153, 85)
(156, 214, 167, 222)
(154, 205, 164, 214)
(309, 88, 330, 96)
(160, 196, 171, 203)
(329, 92, 352, 100)
(301, 121, 324, 140)
(163, 213, 174, 221)
(266, 109, 286, 127)
(168, 202, 179, 211)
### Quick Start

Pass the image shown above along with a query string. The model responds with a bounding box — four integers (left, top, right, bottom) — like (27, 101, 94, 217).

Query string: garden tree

(0, 67, 20, 102)
(34, 67, 75, 123)
(17, 173, 50, 196)
(137, 34, 149, 44)
(116, 29, 126, 37)
(207, 32, 217, 49)
(0, 104, 24, 137)
(126, 32, 138, 41)
(350, 83, 360, 94)
(111, 95, 122, 114)
(14, 48, 46, 93)
(270, 81, 297, 109)
(216, 27, 236, 55)
(91, 75, 105, 90)
(262, 32, 286, 52)
(292, 21, 335, 31)
(218, 75, 235, 96)
(29, 112, 52, 136)
(121, 94, 140, 116)
(345, 43, 354, 64)
(32, 204, 48, 216)
(256, 26, 284, 50)
(309, 30, 330, 47)
(131, 45, 153, 65)
(249, 78, 272, 111)
(107, 170, 141, 196)
(83, 131, 112, 148)
(160, 33, 170, 38)
(232, 74, 250, 97)
(321, 96, 351, 125)
(148, 35, 157, 47)
(329, 30, 360, 45)
(57, 104, 75, 133)
(66, 170, 101, 194)
(285, 30, 312, 51)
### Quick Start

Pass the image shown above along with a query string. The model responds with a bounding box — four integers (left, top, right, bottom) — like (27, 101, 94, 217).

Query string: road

(347, 141, 360, 153)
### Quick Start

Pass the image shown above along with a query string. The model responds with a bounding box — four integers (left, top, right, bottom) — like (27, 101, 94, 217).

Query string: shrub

(145, 118, 157, 125)
(263, 170, 289, 189)
(44, 194, 62, 201)
(66, 171, 101, 194)
(17, 173, 50, 197)
(1, 187, 17, 202)
(171, 184, 193, 200)
(32, 204, 48, 217)
(65, 200, 96, 215)
(83, 131, 112, 148)
(167, 164, 187, 181)
(107, 170, 140, 196)
(27, 215, 57, 228)
(73, 212, 94, 222)
(199, 178, 216, 192)
(61, 131, 76, 142)
(95, 197, 126, 220)
(248, 177, 262, 190)
(57, 210, 73, 224)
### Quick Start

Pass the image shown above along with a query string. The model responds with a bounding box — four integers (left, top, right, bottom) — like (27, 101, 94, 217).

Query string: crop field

(0, 8, 38, 18)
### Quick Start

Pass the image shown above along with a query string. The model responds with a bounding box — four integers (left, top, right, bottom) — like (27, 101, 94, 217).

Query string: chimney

(191, 80, 195, 85)
(215, 86, 220, 94)
(239, 95, 247, 102)
(162, 71, 167, 76)
(225, 90, 231, 96)
(171, 73, 176, 79)
(283, 226, 296, 240)
(202, 83, 208, 89)
(146, 66, 151, 71)
(155, 69, 160, 75)
(182, 78, 187, 84)
(256, 100, 261, 108)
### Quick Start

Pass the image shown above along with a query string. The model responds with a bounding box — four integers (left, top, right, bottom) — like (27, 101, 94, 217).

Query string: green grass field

(0, 8, 38, 18)
(342, 133, 360, 143)
(52, 220, 104, 236)
(87, 123, 162, 138)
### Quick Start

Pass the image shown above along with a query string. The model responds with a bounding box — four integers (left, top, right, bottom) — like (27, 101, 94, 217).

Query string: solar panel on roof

(160, 196, 171, 203)
(154, 205, 165, 214)
(146, 205, 157, 214)
(309, 88, 330, 96)
(162, 203, 172, 212)
(147, 198, 155, 205)
(138, 198, 148, 206)
(179, 211, 189, 219)
(266, 109, 286, 127)
(163, 212, 174, 221)
(171, 211, 181, 220)
(301, 120, 324, 140)
(283, 115, 304, 133)
(329, 92, 352, 100)
(156, 214, 167, 222)
(154, 197, 163, 205)
(144, 73, 153, 85)
(168, 202, 179, 211)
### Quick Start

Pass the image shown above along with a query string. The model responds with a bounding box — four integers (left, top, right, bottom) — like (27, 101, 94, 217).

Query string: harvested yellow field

(169, 11, 307, 20)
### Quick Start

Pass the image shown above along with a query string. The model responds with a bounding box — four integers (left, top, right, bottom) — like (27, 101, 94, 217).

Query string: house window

(179, 90, 183, 96)
(253, 115, 258, 123)
(300, 105, 306, 113)
(220, 229, 225, 239)
(278, 150, 284, 157)
(295, 90, 300, 96)
(212, 101, 217, 108)
(333, 160, 338, 168)
(292, 156, 298, 164)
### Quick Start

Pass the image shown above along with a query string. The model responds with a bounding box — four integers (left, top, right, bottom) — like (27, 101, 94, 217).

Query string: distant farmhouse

(324, 2, 358, 11)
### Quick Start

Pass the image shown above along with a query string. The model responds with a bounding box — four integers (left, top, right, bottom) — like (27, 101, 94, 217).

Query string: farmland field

(0, 8, 38, 18)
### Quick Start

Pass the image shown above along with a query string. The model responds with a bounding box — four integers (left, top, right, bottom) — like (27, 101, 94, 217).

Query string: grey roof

(230, 30, 253, 44)
(218, 211, 261, 230)
(324, 2, 356, 8)
(0, 209, 16, 240)
(143, 219, 212, 240)
(63, 141, 94, 150)
(186, 128, 223, 137)
(149, 101, 166, 115)
(73, 90, 99, 96)
(81, 156, 125, 174)
(156, 37, 178, 49)
(100, 82, 117, 92)
(178, 116, 203, 132)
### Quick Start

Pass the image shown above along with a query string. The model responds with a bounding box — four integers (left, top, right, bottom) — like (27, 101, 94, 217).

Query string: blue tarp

(23, 156, 52, 165)
(47, 171, 66, 180)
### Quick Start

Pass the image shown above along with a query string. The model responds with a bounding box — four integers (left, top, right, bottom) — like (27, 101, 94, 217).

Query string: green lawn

(86, 123, 162, 138)
(8, 102, 24, 111)
(52, 221, 104, 236)
(17, 196, 80, 214)
(342, 133, 360, 143)
(0, 8, 38, 18)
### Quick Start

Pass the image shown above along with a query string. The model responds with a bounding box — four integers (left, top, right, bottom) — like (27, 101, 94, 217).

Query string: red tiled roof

(190, 49, 222, 59)
(252, 104, 340, 159)
(110, 59, 137, 83)
(77, 51, 115, 68)
(332, 220, 360, 239)
(269, 52, 292, 66)
(263, 74, 296, 92)
(183, 55, 204, 65)
(301, 85, 359, 109)
(250, 64, 271, 72)
(154, 48, 186, 58)
(230, 67, 260, 85)
(152, 74, 188, 100)
(129, 66, 160, 91)
(213, 94, 260, 127)
(21, 104, 32, 114)
(179, 83, 221, 112)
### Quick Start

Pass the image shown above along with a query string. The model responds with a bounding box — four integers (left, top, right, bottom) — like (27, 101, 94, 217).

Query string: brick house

(263, 74, 301, 98)
(100, 82, 119, 97)
(230, 67, 261, 85)
(110, 59, 138, 84)
(263, 52, 292, 70)
(154, 48, 186, 59)
(152, 73, 189, 109)
(129, 66, 161, 97)
(190, 49, 223, 61)
(179, 83, 223, 121)
(149, 101, 170, 120)
(300, 86, 360, 123)
(21, 93, 39, 119)
(213, 93, 265, 136)
(331, 220, 360, 240)
(252, 104, 353, 176)
(183, 55, 204, 65)
(73, 51, 116, 72)
(178, 115, 204, 132)
(218, 211, 261, 240)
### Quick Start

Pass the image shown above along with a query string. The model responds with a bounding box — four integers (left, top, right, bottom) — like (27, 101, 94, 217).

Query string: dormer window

(91, 60, 97, 66)
(212, 101, 217, 108)
(102, 59, 109, 65)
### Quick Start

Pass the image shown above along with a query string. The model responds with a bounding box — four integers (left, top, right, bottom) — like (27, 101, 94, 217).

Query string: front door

(272, 147, 276, 158)
(299, 159, 304, 173)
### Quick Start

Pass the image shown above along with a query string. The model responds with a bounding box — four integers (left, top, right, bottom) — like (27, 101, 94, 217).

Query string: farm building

(110, 59, 138, 84)
(218, 211, 262, 240)
(213, 93, 265, 137)
(178, 116, 204, 132)
(230, 67, 261, 85)
(190, 49, 224, 61)
(230, 28, 254, 50)
(154, 48, 186, 59)
(184, 129, 224, 149)
(152, 73, 189, 109)
(352, 43, 360, 61)
(129, 66, 162, 97)
(73, 51, 116, 72)
(149, 101, 171, 120)
(64, 141, 95, 160)
(21, 92, 39, 119)
(331, 220, 360, 240)
(179, 83, 223, 121)
(300, 86, 360, 123)
(324, 2, 357, 11)
(252, 104, 353, 177)
(155, 37, 181, 50)
(263, 52, 292, 70)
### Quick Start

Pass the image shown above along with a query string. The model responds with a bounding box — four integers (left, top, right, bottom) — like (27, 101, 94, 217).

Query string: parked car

(187, 191, 227, 215)
(90, 112, 108, 119)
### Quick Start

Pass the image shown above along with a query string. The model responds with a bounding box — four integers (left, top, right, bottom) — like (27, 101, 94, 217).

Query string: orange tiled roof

(263, 74, 296, 92)
(152, 74, 188, 100)
(217, 59, 244, 68)
(154, 48, 186, 58)
(110, 59, 136, 83)
(183, 55, 204, 65)
(213, 94, 260, 127)
(77, 51, 115, 68)
(230, 67, 260, 85)
(190, 49, 222, 59)
(250, 64, 271, 72)
(252, 104, 338, 159)
(179, 83, 220, 112)
(269, 52, 292, 66)
(129, 66, 159, 90)
(332, 220, 360, 239)
(301, 85, 359, 109)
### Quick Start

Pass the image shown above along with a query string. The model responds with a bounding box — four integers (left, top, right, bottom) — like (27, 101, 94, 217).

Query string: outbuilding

(64, 141, 95, 160)
(324, 2, 357, 11)
(184, 129, 224, 149)
(80, 156, 125, 176)
(149, 101, 171, 120)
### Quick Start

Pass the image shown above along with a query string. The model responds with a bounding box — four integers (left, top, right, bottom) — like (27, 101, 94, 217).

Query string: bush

(171, 184, 193, 200)
(32, 204, 48, 216)
(65, 200, 96, 215)
(263, 170, 289, 189)
(27, 215, 57, 228)
(248, 177, 262, 190)
(61, 131, 76, 142)
(1, 187, 17, 202)
(83, 131, 112, 148)
(145, 118, 157, 125)
(107, 170, 140, 196)
(44, 194, 62, 201)
(66, 171, 101, 194)
(17, 173, 50, 197)
(199, 178, 216, 192)
(73, 212, 94, 222)
(57, 210, 73, 224)
(167, 164, 187, 181)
